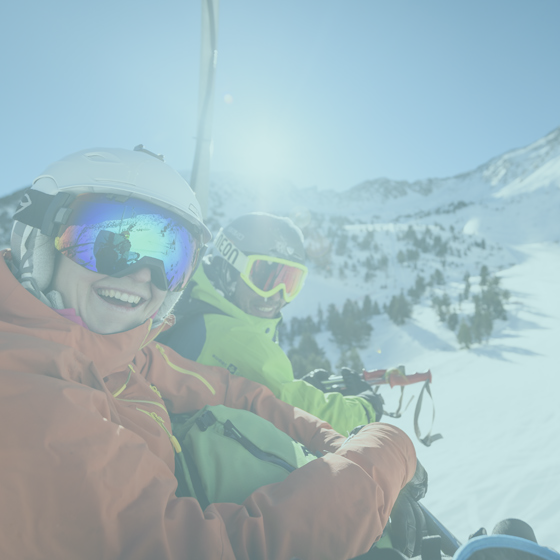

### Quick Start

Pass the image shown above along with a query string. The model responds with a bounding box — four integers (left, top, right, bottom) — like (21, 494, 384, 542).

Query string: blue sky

(1, 0, 559, 197)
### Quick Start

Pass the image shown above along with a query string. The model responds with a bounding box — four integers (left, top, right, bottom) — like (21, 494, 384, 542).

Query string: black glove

(340, 367, 384, 421)
(340, 367, 371, 394)
(300, 368, 332, 392)
(385, 461, 429, 558)
(357, 388, 384, 422)
(402, 458, 428, 502)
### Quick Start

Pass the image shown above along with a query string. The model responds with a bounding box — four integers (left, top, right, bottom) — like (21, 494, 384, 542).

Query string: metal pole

(190, 0, 219, 220)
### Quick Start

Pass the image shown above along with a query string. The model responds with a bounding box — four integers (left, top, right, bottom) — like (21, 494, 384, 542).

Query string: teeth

(98, 289, 142, 305)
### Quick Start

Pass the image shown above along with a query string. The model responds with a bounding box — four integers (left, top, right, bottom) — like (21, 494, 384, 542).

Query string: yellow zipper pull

(150, 384, 162, 398)
(170, 435, 182, 454)
(148, 411, 182, 453)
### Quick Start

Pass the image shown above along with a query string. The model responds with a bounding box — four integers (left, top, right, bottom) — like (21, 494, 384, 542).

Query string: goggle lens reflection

(54, 194, 203, 292)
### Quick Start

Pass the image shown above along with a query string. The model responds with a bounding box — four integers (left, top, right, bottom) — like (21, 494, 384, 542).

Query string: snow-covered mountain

(207, 125, 560, 243)
(0, 126, 559, 548)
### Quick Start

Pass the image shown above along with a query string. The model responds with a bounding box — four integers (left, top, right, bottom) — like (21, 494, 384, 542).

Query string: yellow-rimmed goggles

(215, 231, 308, 302)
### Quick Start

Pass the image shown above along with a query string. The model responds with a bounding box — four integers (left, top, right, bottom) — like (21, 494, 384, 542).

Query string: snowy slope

(364, 243, 560, 546)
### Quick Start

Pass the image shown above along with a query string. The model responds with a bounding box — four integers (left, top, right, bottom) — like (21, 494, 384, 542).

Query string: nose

(126, 266, 153, 284)
(267, 290, 283, 302)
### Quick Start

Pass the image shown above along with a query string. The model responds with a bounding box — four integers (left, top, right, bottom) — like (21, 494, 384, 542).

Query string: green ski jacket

(159, 266, 377, 435)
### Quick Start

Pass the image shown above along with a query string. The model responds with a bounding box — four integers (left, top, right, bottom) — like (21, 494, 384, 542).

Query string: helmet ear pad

(205, 256, 240, 300)
(11, 222, 58, 293)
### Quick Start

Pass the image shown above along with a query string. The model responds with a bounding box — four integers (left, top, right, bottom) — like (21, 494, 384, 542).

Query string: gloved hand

(402, 458, 428, 502)
(340, 367, 385, 421)
(357, 388, 385, 422)
(300, 368, 332, 392)
(340, 367, 371, 394)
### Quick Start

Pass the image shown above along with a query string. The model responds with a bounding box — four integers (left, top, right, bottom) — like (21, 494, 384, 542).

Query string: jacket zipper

(155, 344, 216, 395)
(222, 420, 296, 473)
(136, 408, 182, 454)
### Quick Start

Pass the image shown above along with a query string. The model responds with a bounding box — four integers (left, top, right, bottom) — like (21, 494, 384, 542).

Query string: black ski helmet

(207, 212, 306, 299)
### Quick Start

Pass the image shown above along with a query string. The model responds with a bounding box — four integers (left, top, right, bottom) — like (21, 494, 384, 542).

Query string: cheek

(152, 289, 168, 310)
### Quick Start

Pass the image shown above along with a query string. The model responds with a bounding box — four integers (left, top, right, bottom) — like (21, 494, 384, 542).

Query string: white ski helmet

(11, 145, 211, 325)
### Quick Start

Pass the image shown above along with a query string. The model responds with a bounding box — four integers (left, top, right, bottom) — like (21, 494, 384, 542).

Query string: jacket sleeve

(144, 343, 419, 556)
(143, 341, 345, 455)
(1, 370, 415, 560)
(176, 317, 377, 435)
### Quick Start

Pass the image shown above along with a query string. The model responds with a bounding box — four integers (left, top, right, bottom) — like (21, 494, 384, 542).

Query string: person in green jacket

(159, 212, 384, 435)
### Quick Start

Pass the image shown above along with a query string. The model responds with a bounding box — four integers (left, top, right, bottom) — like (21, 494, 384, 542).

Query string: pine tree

(408, 274, 426, 303)
(386, 291, 412, 325)
(326, 304, 340, 333)
(462, 272, 471, 300)
(358, 230, 375, 250)
(431, 269, 445, 285)
(432, 293, 451, 322)
(481, 276, 509, 321)
(447, 312, 459, 331)
(402, 225, 418, 244)
(326, 299, 373, 349)
(316, 305, 324, 331)
(377, 254, 389, 270)
(335, 233, 348, 256)
(336, 346, 365, 373)
(362, 295, 373, 318)
(457, 321, 473, 349)
(480, 265, 489, 286)
(470, 295, 493, 342)
(277, 320, 290, 347)
(287, 333, 332, 378)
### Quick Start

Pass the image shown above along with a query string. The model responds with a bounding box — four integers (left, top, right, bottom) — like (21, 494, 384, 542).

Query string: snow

(462, 218, 480, 236)
(285, 241, 560, 547)
(494, 155, 560, 198)
(374, 242, 560, 547)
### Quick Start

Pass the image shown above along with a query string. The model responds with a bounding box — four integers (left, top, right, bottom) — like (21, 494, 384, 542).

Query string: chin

(87, 317, 139, 335)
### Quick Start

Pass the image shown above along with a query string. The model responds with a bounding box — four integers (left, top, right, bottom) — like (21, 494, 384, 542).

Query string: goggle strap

(13, 190, 75, 237)
(214, 230, 249, 274)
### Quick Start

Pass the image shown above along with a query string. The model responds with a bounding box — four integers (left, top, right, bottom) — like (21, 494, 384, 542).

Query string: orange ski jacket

(0, 252, 417, 560)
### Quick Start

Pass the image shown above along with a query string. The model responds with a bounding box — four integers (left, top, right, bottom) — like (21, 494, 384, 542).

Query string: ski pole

(318, 367, 432, 392)
(362, 366, 432, 388)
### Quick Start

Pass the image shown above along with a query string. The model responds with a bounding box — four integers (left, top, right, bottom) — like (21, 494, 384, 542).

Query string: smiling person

(159, 212, 384, 435)
(0, 146, 417, 560)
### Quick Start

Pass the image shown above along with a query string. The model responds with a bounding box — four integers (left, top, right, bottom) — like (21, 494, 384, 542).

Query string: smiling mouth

(96, 288, 145, 308)
(254, 303, 280, 315)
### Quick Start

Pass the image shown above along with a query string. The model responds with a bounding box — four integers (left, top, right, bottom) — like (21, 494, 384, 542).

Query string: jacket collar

(0, 251, 163, 377)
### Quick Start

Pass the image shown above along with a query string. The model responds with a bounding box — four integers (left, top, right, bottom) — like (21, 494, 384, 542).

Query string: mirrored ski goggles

(214, 231, 307, 302)
(54, 193, 205, 292)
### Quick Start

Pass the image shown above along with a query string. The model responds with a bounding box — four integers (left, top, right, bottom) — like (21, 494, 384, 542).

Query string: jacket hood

(190, 264, 283, 333)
